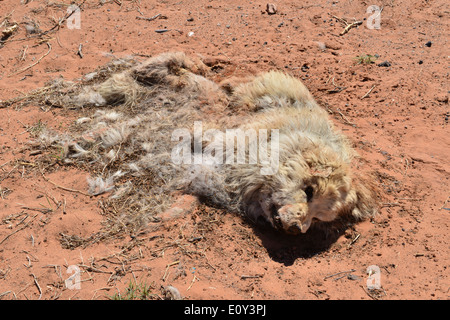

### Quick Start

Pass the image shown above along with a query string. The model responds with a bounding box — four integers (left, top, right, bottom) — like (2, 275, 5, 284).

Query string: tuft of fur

(87, 170, 124, 196)
(27, 52, 231, 231)
(131, 51, 208, 87)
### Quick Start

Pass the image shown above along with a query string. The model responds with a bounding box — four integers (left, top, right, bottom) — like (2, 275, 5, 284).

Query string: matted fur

(191, 71, 377, 234)
(25, 52, 377, 236)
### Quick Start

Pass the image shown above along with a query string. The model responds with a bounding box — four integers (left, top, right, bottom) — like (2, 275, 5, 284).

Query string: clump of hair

(21, 52, 232, 238)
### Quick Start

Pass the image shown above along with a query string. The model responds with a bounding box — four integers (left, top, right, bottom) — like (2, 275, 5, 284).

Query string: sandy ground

(0, 0, 448, 300)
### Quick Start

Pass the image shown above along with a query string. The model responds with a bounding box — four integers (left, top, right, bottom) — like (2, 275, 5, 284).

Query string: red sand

(0, 0, 448, 300)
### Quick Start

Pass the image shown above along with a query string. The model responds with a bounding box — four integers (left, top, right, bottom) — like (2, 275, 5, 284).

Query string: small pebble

(347, 274, 360, 281)
(378, 61, 391, 67)
(266, 3, 277, 15)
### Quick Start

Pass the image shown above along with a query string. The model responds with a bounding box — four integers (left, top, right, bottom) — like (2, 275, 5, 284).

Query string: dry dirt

(0, 0, 448, 300)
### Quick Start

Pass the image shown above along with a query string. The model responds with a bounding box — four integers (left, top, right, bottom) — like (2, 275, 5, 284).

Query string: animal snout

(287, 223, 302, 235)
(277, 203, 310, 234)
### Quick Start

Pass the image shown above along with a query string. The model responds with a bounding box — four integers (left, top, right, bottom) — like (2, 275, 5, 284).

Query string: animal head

(246, 148, 377, 235)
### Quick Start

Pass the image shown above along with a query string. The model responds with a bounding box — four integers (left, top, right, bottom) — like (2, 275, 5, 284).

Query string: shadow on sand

(251, 219, 355, 266)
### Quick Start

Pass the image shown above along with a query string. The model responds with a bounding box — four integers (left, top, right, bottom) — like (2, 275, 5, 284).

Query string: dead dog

(24, 52, 378, 235)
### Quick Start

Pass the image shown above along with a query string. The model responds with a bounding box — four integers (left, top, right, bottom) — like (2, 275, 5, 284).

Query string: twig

(14, 213, 29, 227)
(329, 14, 363, 35)
(32, 273, 42, 299)
(324, 269, 356, 280)
(56, 34, 63, 48)
(187, 275, 198, 291)
(361, 85, 376, 99)
(328, 77, 347, 94)
(7, 42, 52, 77)
(330, 14, 349, 26)
(241, 274, 263, 279)
(361, 285, 378, 300)
(24, 256, 32, 268)
(44, 178, 90, 196)
(39, 168, 90, 196)
(337, 109, 356, 126)
(0, 165, 17, 182)
(439, 196, 450, 210)
(40, 0, 87, 36)
(21, 206, 53, 214)
(0, 160, 11, 169)
(136, 13, 161, 21)
(162, 260, 179, 282)
(78, 264, 113, 274)
(360, 285, 386, 300)
(0, 214, 38, 245)
(19, 45, 28, 61)
(348, 233, 360, 248)
(77, 43, 83, 58)
(340, 21, 363, 36)
(382, 202, 401, 208)
(333, 274, 348, 281)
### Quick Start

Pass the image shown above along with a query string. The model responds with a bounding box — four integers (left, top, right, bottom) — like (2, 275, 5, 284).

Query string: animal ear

(309, 166, 333, 178)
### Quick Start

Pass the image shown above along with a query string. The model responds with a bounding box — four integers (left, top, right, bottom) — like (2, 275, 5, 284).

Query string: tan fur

(216, 72, 377, 234)
(131, 51, 208, 87)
